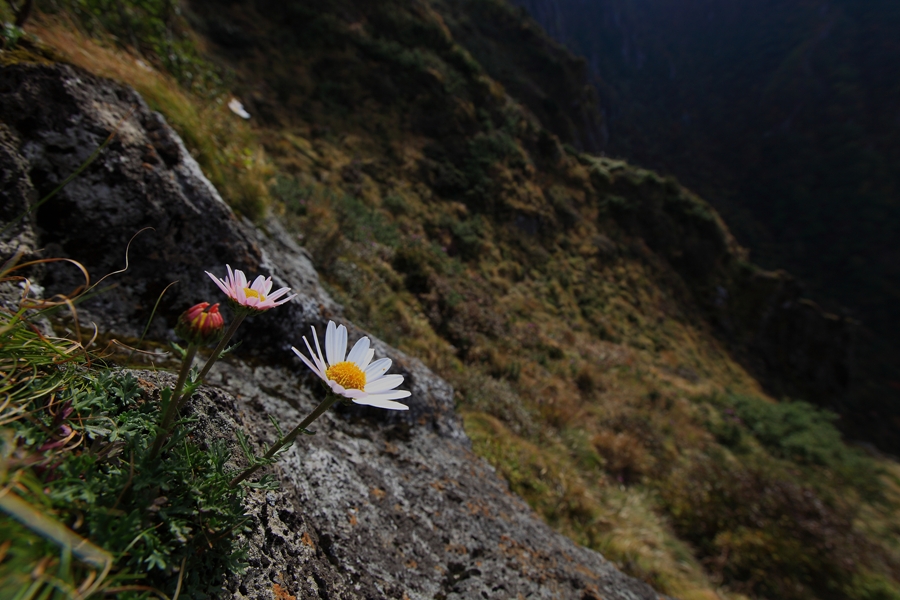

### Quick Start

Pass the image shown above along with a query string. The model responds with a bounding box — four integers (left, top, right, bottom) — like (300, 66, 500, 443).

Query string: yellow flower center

(243, 287, 266, 301)
(325, 361, 366, 390)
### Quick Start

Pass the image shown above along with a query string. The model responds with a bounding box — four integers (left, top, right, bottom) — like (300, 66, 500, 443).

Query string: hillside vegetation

(510, 0, 900, 449)
(5, 0, 900, 598)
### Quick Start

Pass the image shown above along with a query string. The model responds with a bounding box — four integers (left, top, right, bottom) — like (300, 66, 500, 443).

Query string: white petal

(335, 324, 348, 363)
(346, 336, 370, 365)
(370, 389, 411, 401)
(226, 264, 236, 286)
(360, 348, 375, 370)
(303, 336, 326, 374)
(325, 321, 337, 365)
(365, 374, 404, 393)
(292, 346, 326, 380)
(365, 358, 392, 382)
(354, 396, 409, 411)
(311, 326, 326, 367)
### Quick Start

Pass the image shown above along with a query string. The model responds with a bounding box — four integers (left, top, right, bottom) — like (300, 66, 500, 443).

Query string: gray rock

(0, 63, 664, 598)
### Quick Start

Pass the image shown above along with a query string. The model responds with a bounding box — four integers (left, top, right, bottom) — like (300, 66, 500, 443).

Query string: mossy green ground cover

(0, 262, 252, 598)
(5, 2, 900, 598)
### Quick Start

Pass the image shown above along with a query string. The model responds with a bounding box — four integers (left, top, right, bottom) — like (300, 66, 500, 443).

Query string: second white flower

(292, 320, 410, 410)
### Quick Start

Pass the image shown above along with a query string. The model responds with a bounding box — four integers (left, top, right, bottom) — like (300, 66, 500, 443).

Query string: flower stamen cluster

(325, 361, 366, 390)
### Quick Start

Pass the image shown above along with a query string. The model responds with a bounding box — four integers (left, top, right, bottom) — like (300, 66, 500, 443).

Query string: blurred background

(510, 0, 900, 445)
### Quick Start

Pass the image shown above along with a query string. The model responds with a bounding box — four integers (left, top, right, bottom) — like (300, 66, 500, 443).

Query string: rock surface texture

(0, 63, 666, 599)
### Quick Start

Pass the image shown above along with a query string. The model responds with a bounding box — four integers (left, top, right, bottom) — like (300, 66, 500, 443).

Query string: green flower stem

(229, 394, 340, 488)
(175, 311, 247, 414)
(149, 343, 198, 459)
(150, 311, 248, 460)
(191, 312, 247, 396)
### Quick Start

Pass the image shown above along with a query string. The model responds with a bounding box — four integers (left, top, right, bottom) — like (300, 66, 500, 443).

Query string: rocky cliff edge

(0, 61, 665, 600)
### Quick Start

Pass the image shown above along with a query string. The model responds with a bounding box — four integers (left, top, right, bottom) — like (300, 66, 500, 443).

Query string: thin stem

(149, 344, 198, 459)
(194, 313, 247, 385)
(229, 395, 339, 488)
(148, 311, 248, 460)
(165, 346, 199, 422)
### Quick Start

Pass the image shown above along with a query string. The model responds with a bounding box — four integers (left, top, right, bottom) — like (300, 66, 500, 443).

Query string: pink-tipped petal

(250, 274, 267, 292)
(267, 287, 292, 301)
(207, 271, 230, 295)
(234, 267, 247, 290)
(272, 293, 298, 306)
(261, 277, 274, 295)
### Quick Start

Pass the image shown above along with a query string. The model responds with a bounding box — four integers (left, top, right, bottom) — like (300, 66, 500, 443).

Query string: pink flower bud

(176, 302, 224, 346)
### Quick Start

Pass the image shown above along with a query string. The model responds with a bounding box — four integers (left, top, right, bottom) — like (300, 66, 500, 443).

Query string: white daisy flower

(292, 321, 410, 410)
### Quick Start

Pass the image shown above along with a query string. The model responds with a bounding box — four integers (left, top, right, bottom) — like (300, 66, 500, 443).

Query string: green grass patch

(0, 287, 251, 597)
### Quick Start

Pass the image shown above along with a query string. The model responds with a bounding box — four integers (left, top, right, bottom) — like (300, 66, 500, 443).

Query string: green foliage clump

(712, 394, 883, 498)
(0, 298, 249, 598)
(661, 394, 900, 598)
(727, 395, 847, 464)
(448, 215, 486, 260)
(335, 194, 401, 248)
(382, 193, 408, 215)
(847, 571, 900, 600)
(661, 454, 875, 600)
(272, 174, 313, 216)
(461, 128, 526, 207)
(53, 376, 247, 585)
(0, 22, 25, 48)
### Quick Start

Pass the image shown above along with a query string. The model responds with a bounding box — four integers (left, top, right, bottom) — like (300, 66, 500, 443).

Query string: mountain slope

(0, 59, 671, 599)
(13, 1, 900, 598)
(509, 0, 900, 447)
